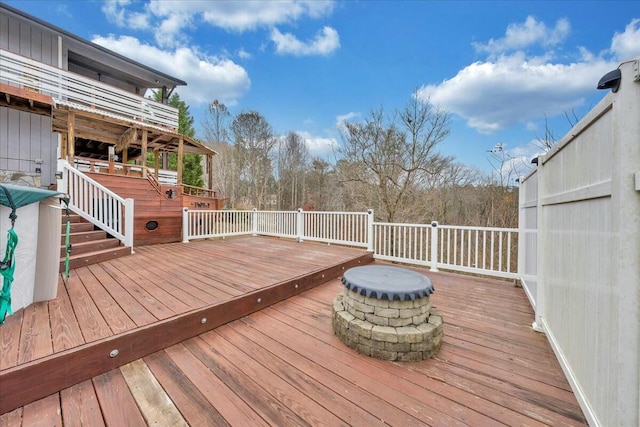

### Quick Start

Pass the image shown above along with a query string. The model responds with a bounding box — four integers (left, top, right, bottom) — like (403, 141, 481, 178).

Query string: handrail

(74, 157, 144, 177)
(0, 48, 178, 130)
(58, 159, 134, 248)
(181, 184, 217, 199)
(146, 170, 162, 194)
(183, 209, 519, 280)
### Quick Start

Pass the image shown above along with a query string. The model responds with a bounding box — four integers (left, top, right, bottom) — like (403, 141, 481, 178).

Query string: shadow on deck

(0, 237, 587, 425)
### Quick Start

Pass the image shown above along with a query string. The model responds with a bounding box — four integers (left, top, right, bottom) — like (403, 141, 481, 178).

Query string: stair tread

(67, 246, 130, 260)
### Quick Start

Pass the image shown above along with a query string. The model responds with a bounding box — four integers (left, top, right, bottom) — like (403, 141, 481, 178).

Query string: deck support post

(430, 221, 439, 272)
(207, 154, 213, 190)
(67, 110, 75, 165)
(141, 130, 148, 178)
(154, 149, 159, 182)
(177, 136, 184, 184)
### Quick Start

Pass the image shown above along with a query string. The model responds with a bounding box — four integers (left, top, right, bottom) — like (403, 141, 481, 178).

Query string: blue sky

(6, 1, 640, 175)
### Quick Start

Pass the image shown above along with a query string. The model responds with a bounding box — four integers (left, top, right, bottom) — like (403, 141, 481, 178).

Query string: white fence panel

(255, 211, 298, 239)
(373, 222, 432, 267)
(184, 209, 252, 240)
(530, 58, 640, 427)
(436, 225, 518, 279)
(302, 211, 369, 247)
(518, 168, 538, 308)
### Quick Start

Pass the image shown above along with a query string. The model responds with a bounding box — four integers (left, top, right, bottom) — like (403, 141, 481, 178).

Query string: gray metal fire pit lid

(341, 265, 434, 301)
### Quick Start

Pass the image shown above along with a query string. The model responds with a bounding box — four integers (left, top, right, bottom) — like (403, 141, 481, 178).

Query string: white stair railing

(58, 159, 134, 249)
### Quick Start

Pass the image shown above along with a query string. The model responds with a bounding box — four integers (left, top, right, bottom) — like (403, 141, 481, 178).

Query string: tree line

(168, 94, 519, 228)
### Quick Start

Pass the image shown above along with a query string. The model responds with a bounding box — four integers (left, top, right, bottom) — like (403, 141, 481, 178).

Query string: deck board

(0, 237, 588, 425)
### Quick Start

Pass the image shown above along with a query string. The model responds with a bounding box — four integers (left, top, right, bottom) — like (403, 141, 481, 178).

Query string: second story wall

(0, 7, 59, 67)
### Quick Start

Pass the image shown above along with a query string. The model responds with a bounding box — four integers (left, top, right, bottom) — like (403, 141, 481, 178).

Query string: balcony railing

(0, 48, 178, 130)
(182, 208, 519, 280)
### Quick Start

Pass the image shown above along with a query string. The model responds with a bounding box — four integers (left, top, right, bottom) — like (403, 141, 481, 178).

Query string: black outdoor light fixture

(597, 68, 622, 93)
(165, 188, 177, 199)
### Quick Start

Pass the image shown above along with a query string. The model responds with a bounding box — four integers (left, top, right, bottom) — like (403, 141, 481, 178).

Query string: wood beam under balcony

(0, 82, 52, 116)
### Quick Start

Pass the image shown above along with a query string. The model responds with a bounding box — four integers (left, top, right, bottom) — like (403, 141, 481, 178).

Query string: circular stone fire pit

(332, 265, 443, 362)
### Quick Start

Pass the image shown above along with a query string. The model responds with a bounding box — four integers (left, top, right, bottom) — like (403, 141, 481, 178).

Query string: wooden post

(207, 154, 213, 190)
(154, 148, 159, 182)
(108, 146, 115, 174)
(68, 111, 75, 164)
(60, 134, 67, 161)
(177, 136, 184, 184)
(141, 129, 148, 178)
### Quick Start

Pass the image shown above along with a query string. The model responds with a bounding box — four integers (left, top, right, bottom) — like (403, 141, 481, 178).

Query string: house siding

(0, 107, 57, 187)
(1, 8, 59, 187)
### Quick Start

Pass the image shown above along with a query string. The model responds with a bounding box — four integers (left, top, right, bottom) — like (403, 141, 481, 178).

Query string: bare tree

(337, 98, 452, 222)
(305, 158, 334, 210)
(209, 141, 238, 208)
(276, 132, 310, 210)
(231, 111, 276, 209)
(202, 100, 231, 145)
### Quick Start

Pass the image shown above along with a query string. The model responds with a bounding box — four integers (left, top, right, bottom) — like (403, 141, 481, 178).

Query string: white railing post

(252, 208, 258, 236)
(57, 158, 68, 193)
(430, 221, 439, 272)
(296, 208, 304, 242)
(182, 207, 189, 243)
(124, 198, 134, 250)
(366, 209, 374, 252)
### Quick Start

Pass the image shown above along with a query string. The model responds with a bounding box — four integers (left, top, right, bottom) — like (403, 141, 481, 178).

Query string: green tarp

(0, 183, 64, 210)
(0, 183, 66, 324)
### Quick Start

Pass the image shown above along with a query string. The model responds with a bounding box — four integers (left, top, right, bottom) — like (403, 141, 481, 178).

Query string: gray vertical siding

(1, 9, 59, 187)
(0, 107, 57, 187)
(1, 9, 58, 66)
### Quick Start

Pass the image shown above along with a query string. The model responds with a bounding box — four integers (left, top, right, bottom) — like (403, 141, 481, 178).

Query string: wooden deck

(0, 237, 587, 425)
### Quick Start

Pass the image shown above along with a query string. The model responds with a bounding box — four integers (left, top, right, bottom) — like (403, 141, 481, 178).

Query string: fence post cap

(183, 207, 188, 212)
(431, 221, 438, 227)
(367, 209, 374, 214)
(297, 208, 303, 212)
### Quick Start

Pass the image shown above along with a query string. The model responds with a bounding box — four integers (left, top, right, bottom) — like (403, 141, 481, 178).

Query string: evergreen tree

(147, 91, 203, 186)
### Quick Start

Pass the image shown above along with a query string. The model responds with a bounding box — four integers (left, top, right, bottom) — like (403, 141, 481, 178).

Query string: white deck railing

(0, 48, 178, 130)
(58, 159, 134, 248)
(183, 208, 518, 279)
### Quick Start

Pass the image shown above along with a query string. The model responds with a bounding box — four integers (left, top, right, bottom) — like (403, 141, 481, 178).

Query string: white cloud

(92, 35, 250, 106)
(102, 0, 150, 31)
(103, 1, 335, 48)
(611, 19, 640, 60)
(237, 48, 252, 60)
(199, 1, 334, 32)
(336, 112, 360, 125)
(271, 26, 340, 56)
(416, 16, 632, 134)
(297, 131, 338, 159)
(474, 16, 570, 57)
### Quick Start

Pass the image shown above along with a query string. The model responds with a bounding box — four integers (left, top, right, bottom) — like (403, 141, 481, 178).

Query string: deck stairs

(59, 214, 131, 272)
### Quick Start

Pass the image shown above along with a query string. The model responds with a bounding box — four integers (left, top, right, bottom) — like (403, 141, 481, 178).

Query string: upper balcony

(0, 48, 179, 131)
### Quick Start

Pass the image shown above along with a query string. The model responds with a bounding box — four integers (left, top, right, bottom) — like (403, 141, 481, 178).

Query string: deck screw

(109, 349, 119, 358)
(322, 274, 325, 278)
(201, 317, 207, 324)
(257, 298, 262, 303)
(294, 284, 299, 289)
